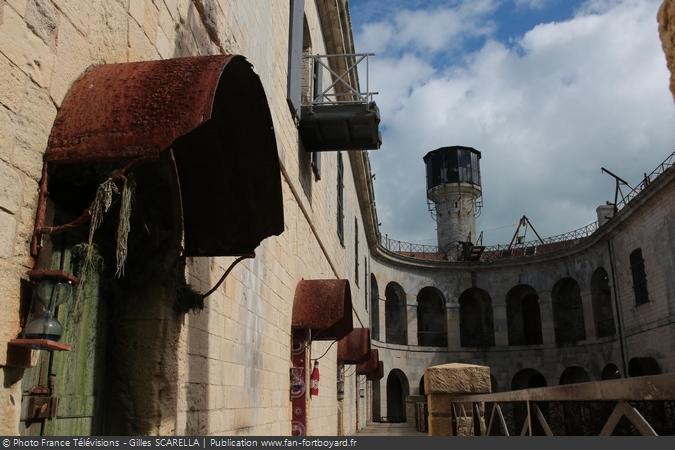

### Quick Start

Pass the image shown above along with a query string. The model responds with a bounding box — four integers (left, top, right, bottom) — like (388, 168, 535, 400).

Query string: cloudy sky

(351, 0, 675, 246)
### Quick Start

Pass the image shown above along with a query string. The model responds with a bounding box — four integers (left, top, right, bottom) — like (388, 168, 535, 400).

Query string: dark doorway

(370, 274, 380, 340)
(628, 357, 661, 377)
(510, 369, 547, 435)
(372, 378, 381, 422)
(601, 363, 621, 380)
(559, 366, 591, 436)
(590, 268, 615, 337)
(459, 288, 495, 347)
(385, 283, 407, 345)
(506, 284, 543, 345)
(417, 287, 447, 347)
(552, 278, 586, 345)
(386, 369, 410, 423)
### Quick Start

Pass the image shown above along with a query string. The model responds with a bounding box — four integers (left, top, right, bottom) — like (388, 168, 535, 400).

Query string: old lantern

(23, 270, 76, 344)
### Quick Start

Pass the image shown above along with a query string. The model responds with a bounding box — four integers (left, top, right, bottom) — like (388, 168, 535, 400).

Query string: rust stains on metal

(337, 328, 371, 364)
(38, 55, 284, 257)
(356, 349, 379, 375)
(292, 279, 353, 341)
(27, 269, 78, 285)
(45, 55, 234, 164)
(366, 361, 384, 381)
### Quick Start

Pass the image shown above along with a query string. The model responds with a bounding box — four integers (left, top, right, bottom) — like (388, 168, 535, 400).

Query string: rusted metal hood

(43, 55, 283, 257)
(366, 361, 384, 381)
(337, 328, 371, 364)
(292, 279, 353, 341)
(356, 349, 379, 375)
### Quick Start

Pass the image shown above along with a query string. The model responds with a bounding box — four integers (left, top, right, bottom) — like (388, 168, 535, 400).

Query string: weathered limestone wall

(369, 169, 675, 421)
(0, 0, 369, 436)
(659, 0, 675, 98)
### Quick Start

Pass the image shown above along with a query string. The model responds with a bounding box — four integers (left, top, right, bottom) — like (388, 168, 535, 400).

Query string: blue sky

(350, 0, 675, 246)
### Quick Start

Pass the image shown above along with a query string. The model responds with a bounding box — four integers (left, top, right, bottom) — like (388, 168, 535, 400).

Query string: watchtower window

(630, 248, 649, 305)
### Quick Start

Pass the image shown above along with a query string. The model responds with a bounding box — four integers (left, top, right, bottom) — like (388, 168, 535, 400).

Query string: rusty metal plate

(356, 349, 379, 375)
(42, 55, 284, 257)
(292, 279, 353, 341)
(366, 361, 384, 381)
(337, 328, 370, 364)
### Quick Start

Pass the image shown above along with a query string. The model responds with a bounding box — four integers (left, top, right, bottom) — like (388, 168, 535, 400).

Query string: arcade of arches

(372, 267, 618, 350)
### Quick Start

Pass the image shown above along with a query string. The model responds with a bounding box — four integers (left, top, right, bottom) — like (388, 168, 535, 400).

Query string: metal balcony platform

(299, 102, 381, 151)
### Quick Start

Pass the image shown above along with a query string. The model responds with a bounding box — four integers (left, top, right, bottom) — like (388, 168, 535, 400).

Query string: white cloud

(355, 0, 498, 56)
(515, 0, 553, 9)
(364, 0, 675, 245)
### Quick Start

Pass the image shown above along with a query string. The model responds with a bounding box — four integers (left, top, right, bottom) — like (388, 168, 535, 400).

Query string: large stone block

(49, 12, 91, 106)
(0, 4, 54, 87)
(0, 210, 17, 258)
(659, 0, 675, 98)
(0, 160, 22, 214)
(25, 0, 58, 49)
(424, 363, 491, 395)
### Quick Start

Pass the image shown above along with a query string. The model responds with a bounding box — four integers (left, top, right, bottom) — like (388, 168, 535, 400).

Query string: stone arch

(459, 288, 495, 347)
(559, 367, 591, 435)
(419, 375, 425, 396)
(506, 284, 543, 345)
(552, 277, 586, 345)
(511, 369, 547, 390)
(511, 369, 547, 435)
(385, 282, 407, 345)
(601, 363, 621, 380)
(386, 369, 410, 423)
(628, 357, 662, 377)
(590, 268, 615, 337)
(559, 366, 590, 385)
(416, 287, 447, 347)
(370, 274, 380, 340)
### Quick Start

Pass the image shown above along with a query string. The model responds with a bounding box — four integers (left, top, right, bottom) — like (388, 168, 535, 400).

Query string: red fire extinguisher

(310, 361, 320, 396)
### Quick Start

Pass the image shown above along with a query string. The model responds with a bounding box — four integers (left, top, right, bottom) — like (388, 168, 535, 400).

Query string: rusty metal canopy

(337, 328, 371, 364)
(356, 349, 379, 375)
(366, 361, 384, 381)
(43, 55, 283, 257)
(292, 279, 353, 341)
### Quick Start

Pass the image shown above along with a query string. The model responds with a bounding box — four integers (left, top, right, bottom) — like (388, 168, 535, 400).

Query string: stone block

(128, 15, 160, 61)
(89, 0, 128, 63)
(0, 4, 54, 87)
(25, 0, 58, 49)
(49, 12, 91, 106)
(424, 363, 491, 395)
(0, 210, 17, 258)
(428, 416, 452, 436)
(0, 161, 22, 214)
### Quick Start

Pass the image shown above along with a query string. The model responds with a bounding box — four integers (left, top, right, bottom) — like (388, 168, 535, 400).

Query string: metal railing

(447, 374, 675, 436)
(305, 53, 377, 106)
(379, 151, 674, 261)
(615, 151, 674, 211)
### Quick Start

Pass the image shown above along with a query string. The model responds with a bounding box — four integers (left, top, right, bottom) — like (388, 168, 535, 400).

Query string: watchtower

(423, 146, 483, 260)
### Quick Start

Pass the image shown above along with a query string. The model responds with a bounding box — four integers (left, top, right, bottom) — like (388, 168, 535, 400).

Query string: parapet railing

(305, 53, 377, 105)
(448, 374, 675, 436)
(379, 150, 675, 261)
(614, 151, 674, 211)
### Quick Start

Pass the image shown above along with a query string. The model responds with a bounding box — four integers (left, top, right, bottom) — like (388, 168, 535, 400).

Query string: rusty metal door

(20, 222, 107, 436)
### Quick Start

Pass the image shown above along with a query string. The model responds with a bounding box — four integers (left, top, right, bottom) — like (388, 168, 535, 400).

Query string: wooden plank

(599, 402, 626, 436)
(450, 374, 675, 403)
(495, 404, 510, 436)
(622, 403, 658, 436)
(474, 403, 486, 436)
(533, 404, 554, 436)
(520, 403, 531, 436)
(486, 403, 497, 436)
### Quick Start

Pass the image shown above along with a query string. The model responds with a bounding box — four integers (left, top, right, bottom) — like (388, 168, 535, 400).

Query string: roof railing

(305, 53, 378, 106)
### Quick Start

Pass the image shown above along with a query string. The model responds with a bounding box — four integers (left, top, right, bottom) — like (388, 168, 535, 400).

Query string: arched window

(370, 274, 380, 340)
(506, 284, 543, 345)
(372, 378, 381, 422)
(630, 248, 649, 305)
(590, 268, 615, 337)
(552, 278, 585, 345)
(459, 288, 495, 347)
(385, 283, 407, 345)
(417, 287, 447, 347)
(386, 369, 410, 423)
(511, 369, 547, 435)
(559, 366, 591, 435)
(601, 363, 621, 380)
(628, 357, 661, 377)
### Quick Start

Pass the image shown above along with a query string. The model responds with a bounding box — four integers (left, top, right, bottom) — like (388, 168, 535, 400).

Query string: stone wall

(0, 0, 369, 436)
(659, 0, 675, 98)
(369, 169, 675, 421)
